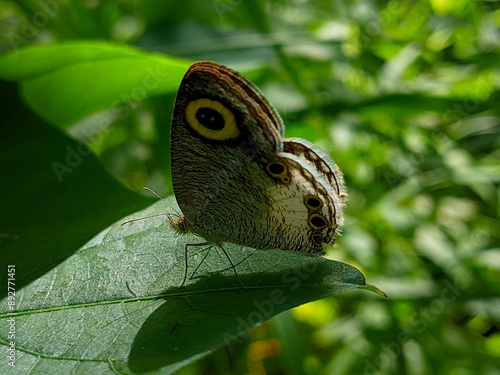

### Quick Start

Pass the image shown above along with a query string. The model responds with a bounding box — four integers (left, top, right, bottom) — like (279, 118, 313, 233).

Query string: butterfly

(168, 61, 346, 286)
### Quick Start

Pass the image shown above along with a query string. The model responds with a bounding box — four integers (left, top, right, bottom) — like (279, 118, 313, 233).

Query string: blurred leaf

(0, 41, 190, 126)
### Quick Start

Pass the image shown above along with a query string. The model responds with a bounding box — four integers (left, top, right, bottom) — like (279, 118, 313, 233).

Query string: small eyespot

(266, 161, 290, 183)
(185, 98, 239, 140)
(304, 195, 322, 210)
(309, 214, 328, 229)
(312, 234, 323, 246)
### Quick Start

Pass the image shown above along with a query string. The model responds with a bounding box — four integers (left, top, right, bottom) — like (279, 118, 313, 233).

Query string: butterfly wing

(171, 61, 284, 223)
(265, 138, 346, 253)
(171, 62, 346, 253)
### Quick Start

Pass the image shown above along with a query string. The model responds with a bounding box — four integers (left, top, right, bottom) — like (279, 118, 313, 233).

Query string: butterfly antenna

(121, 213, 171, 226)
(121, 187, 181, 226)
(143, 186, 199, 230)
(142, 187, 182, 217)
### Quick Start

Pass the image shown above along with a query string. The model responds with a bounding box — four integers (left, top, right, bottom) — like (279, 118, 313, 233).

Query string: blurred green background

(1, 0, 499, 374)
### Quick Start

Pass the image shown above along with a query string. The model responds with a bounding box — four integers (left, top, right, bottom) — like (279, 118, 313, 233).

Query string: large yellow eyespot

(185, 98, 239, 140)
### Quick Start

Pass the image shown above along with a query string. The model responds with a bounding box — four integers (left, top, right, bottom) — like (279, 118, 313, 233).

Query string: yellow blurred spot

(292, 300, 337, 327)
(429, 0, 454, 14)
(248, 339, 281, 360)
(485, 333, 500, 357)
(467, 315, 491, 334)
(429, 0, 470, 16)
(247, 339, 282, 375)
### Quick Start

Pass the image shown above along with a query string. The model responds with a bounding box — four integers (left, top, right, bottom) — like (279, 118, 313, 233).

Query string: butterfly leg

(188, 244, 213, 281)
(180, 242, 244, 290)
(217, 244, 244, 291)
(181, 242, 210, 287)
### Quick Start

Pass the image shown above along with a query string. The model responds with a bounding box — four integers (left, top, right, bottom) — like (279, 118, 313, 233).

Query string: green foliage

(0, 42, 189, 125)
(0, 18, 379, 375)
(1, 0, 499, 374)
(0, 200, 371, 374)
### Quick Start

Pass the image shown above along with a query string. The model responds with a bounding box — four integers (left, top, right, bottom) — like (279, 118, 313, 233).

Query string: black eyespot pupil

(311, 216, 327, 228)
(196, 107, 224, 130)
(313, 234, 323, 245)
(307, 197, 321, 208)
(269, 162, 284, 175)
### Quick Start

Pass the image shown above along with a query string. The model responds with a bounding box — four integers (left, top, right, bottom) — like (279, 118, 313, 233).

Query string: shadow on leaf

(128, 256, 365, 372)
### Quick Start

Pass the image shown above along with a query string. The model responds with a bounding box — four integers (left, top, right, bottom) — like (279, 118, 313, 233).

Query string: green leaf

(0, 41, 190, 126)
(0, 200, 372, 374)
(0, 81, 153, 298)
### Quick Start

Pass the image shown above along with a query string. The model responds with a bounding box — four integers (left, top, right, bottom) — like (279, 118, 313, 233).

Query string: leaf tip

(362, 284, 388, 298)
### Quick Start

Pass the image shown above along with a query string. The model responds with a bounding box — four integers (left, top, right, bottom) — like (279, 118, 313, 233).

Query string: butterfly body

(171, 62, 346, 255)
